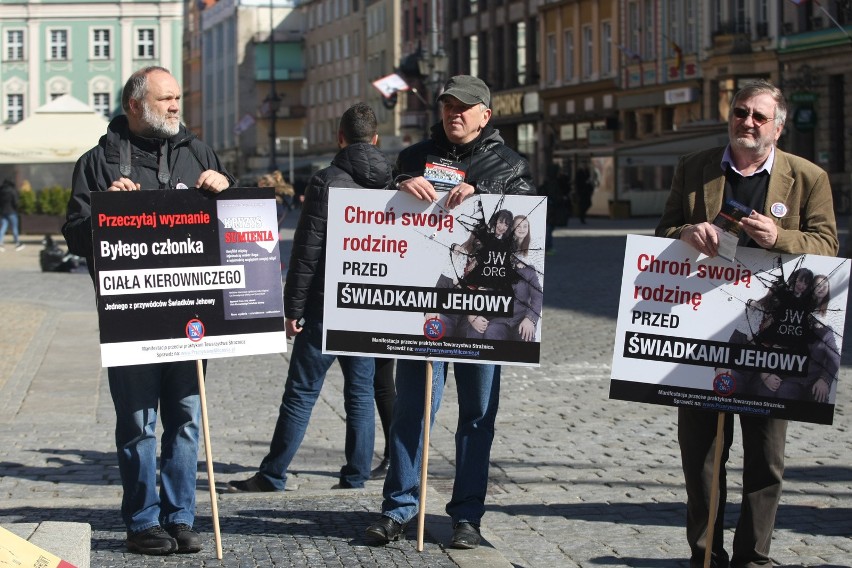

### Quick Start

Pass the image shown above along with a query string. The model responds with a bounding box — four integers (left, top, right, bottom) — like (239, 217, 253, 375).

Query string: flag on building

(670, 41, 683, 69)
(371, 73, 410, 99)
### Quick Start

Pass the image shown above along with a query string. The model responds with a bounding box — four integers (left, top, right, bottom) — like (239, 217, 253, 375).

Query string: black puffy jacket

(396, 123, 535, 196)
(63, 115, 233, 269)
(285, 142, 393, 321)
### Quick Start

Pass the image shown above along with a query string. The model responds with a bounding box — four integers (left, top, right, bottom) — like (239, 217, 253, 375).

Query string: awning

(616, 128, 728, 167)
(0, 95, 108, 164)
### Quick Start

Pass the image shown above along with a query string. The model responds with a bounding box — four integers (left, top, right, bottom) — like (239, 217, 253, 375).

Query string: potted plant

(20, 185, 71, 235)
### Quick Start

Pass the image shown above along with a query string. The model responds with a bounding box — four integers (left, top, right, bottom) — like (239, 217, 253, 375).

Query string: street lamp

(266, 92, 281, 171)
(417, 48, 449, 136)
(267, 0, 279, 171)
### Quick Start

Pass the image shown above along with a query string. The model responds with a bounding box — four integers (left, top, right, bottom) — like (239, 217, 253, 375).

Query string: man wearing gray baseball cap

(438, 75, 491, 107)
(366, 74, 535, 549)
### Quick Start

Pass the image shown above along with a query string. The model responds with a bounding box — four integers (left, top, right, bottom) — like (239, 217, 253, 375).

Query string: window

(49, 29, 69, 60)
(563, 30, 574, 81)
(581, 25, 593, 78)
(92, 28, 111, 59)
(6, 30, 24, 61)
(93, 92, 111, 118)
(136, 28, 155, 59)
(643, 2, 655, 59)
(601, 22, 612, 76)
(546, 33, 556, 84)
(6, 94, 23, 123)
(628, 2, 640, 56)
(468, 35, 478, 77)
(515, 22, 527, 85)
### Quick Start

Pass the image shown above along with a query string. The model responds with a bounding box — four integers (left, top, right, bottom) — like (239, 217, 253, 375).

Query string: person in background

(226, 102, 391, 494)
(63, 65, 233, 556)
(0, 178, 24, 251)
(370, 358, 395, 479)
(656, 79, 837, 568)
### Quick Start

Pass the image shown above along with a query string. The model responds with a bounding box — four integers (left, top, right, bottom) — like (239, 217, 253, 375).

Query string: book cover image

(713, 198, 753, 262)
(713, 198, 752, 235)
(424, 155, 465, 192)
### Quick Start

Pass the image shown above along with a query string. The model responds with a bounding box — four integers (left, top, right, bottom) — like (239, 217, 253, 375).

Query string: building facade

(1, 0, 183, 126)
(198, 0, 305, 181)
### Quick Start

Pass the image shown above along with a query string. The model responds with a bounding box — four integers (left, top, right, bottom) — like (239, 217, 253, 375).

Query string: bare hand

(811, 378, 830, 403)
(397, 176, 438, 202)
(196, 170, 230, 193)
(739, 210, 778, 249)
(445, 182, 475, 210)
(108, 178, 141, 191)
(285, 317, 303, 338)
(468, 314, 488, 333)
(680, 222, 719, 257)
(761, 372, 782, 392)
(517, 317, 536, 341)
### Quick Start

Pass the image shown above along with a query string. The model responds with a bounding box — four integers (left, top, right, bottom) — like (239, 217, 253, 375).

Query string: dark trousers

(678, 408, 787, 568)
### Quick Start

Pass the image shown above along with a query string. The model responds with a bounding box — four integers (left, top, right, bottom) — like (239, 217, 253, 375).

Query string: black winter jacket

(285, 142, 393, 321)
(396, 123, 535, 196)
(63, 115, 233, 268)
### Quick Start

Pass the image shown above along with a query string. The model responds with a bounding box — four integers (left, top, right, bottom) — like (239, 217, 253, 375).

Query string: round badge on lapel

(770, 202, 787, 218)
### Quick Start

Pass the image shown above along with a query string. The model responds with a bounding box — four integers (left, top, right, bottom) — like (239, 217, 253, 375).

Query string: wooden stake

(416, 360, 434, 552)
(704, 412, 726, 568)
(197, 360, 223, 560)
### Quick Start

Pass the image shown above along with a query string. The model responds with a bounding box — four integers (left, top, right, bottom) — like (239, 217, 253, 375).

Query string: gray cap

(438, 75, 490, 108)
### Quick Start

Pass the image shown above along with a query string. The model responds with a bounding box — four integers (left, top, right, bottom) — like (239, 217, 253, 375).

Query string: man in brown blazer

(656, 79, 838, 567)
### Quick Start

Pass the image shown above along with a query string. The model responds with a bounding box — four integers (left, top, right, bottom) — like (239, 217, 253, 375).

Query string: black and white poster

(92, 188, 286, 367)
(610, 235, 850, 425)
(323, 188, 547, 366)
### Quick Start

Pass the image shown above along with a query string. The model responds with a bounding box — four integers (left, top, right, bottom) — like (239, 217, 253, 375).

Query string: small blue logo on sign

(423, 317, 445, 341)
(186, 319, 205, 342)
(713, 372, 735, 397)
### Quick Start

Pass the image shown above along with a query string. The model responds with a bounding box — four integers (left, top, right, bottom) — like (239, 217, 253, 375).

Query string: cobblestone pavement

(0, 215, 850, 568)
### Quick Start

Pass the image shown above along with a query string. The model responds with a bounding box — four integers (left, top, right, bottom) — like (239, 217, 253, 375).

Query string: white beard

(141, 100, 180, 138)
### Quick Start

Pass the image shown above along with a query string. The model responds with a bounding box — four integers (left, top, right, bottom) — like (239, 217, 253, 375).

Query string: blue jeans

(258, 320, 375, 489)
(381, 359, 500, 526)
(0, 212, 20, 245)
(108, 361, 201, 533)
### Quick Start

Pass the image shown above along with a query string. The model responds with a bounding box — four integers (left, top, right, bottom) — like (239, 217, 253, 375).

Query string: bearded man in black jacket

(64, 66, 232, 556)
(366, 75, 535, 549)
(227, 103, 390, 496)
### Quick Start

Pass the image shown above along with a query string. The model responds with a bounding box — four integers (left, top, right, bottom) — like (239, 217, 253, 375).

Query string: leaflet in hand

(712, 198, 752, 262)
(424, 155, 466, 192)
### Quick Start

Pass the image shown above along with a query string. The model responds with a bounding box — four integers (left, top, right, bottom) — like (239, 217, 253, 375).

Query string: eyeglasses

(732, 107, 775, 126)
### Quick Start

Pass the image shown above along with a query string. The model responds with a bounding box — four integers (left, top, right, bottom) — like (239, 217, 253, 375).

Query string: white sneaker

(15, 243, 25, 251)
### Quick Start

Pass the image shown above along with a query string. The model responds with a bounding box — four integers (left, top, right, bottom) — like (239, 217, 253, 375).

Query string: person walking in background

(63, 65, 233, 556)
(365, 75, 535, 550)
(656, 79, 837, 568)
(0, 178, 24, 251)
(226, 103, 391, 494)
(574, 165, 594, 224)
(538, 164, 563, 254)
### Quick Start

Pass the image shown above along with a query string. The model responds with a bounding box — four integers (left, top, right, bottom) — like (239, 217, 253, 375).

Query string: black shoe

(165, 524, 202, 554)
(370, 457, 389, 480)
(451, 522, 481, 549)
(365, 516, 406, 545)
(226, 472, 279, 493)
(331, 482, 364, 489)
(126, 526, 177, 555)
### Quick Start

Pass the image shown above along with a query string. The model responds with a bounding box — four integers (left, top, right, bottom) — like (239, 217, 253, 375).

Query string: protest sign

(323, 188, 547, 366)
(610, 234, 849, 425)
(91, 188, 286, 367)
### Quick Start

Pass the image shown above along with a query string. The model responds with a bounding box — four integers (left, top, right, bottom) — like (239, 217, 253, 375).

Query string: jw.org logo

(713, 372, 736, 397)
